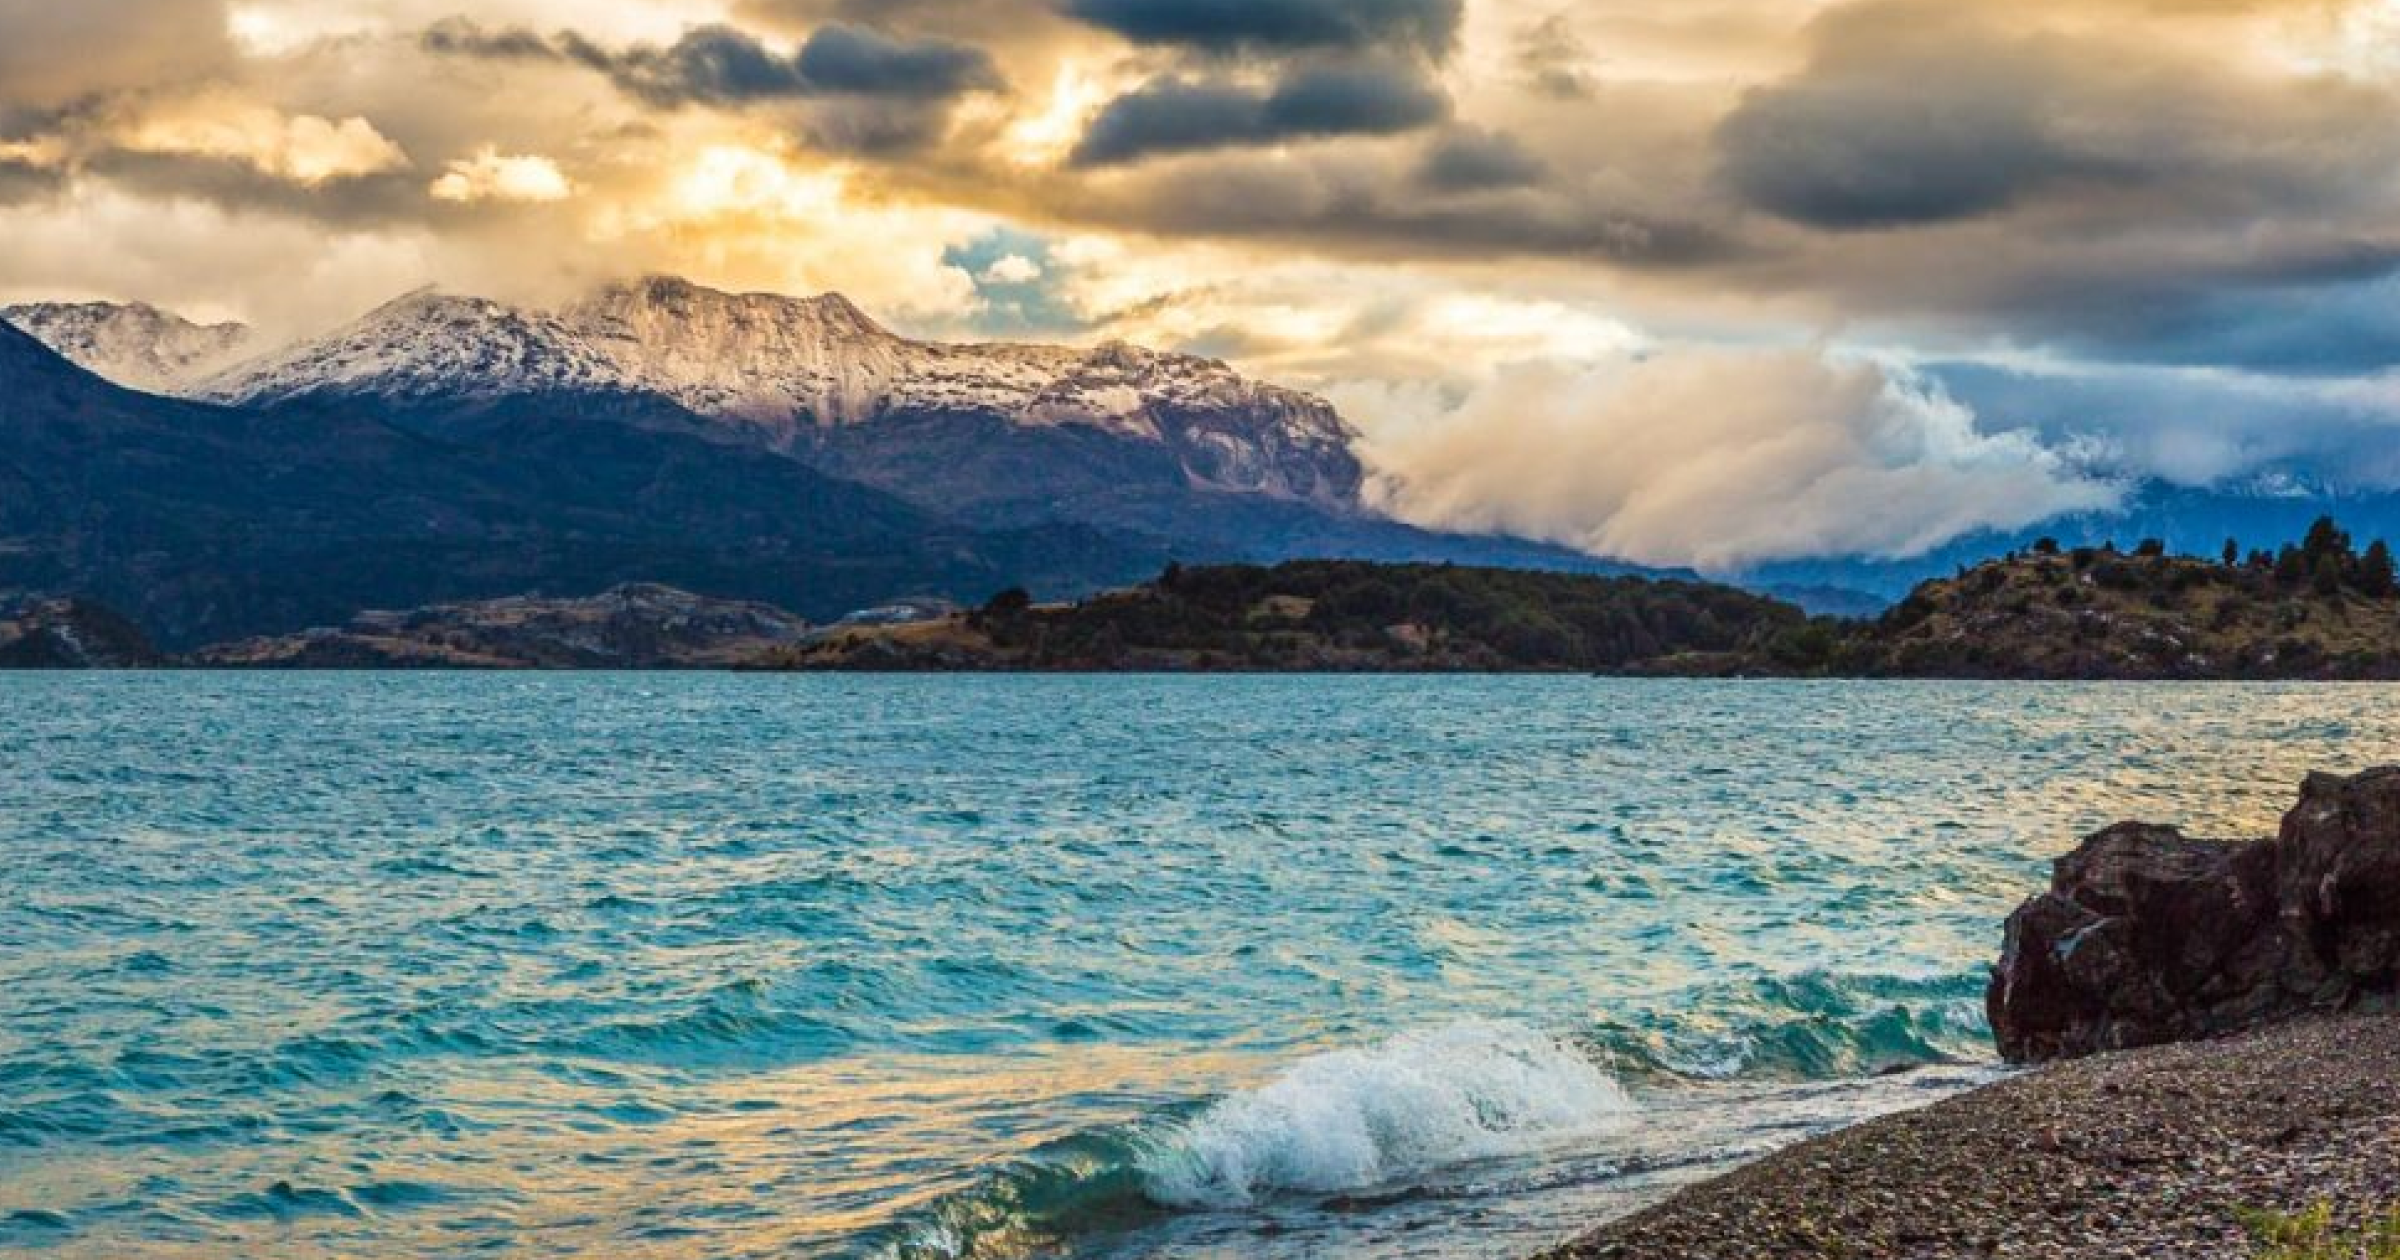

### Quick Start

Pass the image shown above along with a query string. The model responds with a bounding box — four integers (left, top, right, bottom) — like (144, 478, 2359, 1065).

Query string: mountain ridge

(185, 276, 1367, 515)
(0, 300, 253, 394)
(0, 320, 1169, 647)
(9, 279, 1654, 583)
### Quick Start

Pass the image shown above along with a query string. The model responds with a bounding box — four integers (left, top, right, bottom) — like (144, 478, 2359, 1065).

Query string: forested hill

(775, 518, 2400, 678)
(763, 560, 1828, 673)
(1841, 520, 2400, 679)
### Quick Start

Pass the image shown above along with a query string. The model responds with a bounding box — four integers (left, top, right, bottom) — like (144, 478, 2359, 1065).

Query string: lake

(3, 676, 2393, 1259)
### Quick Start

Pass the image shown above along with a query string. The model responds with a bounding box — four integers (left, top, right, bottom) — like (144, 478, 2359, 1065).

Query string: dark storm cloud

(1070, 81, 1263, 165)
(1715, 20, 2087, 228)
(421, 20, 1001, 107)
(793, 25, 1003, 95)
(1269, 61, 1447, 132)
(1715, 0, 2400, 232)
(1058, 145, 1732, 266)
(418, 20, 557, 60)
(1071, 60, 1447, 165)
(1061, 0, 1462, 57)
(1415, 128, 1547, 192)
(736, 0, 1066, 42)
(1719, 87, 2062, 228)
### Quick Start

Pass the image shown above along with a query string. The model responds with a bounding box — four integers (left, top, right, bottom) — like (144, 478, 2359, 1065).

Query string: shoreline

(1541, 1015, 2400, 1260)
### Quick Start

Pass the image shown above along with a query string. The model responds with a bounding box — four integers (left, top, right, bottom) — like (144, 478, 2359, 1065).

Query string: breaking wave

(863, 1021, 1631, 1259)
(1141, 1020, 1630, 1207)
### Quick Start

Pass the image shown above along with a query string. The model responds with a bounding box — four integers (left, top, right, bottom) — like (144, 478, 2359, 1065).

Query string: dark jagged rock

(0, 597, 163, 668)
(1990, 767, 2400, 1062)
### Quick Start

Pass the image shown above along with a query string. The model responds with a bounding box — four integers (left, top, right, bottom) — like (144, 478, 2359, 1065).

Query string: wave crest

(1140, 1020, 1631, 1208)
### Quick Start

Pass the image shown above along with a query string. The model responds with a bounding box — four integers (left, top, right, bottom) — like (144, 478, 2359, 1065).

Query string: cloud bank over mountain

(1358, 348, 2120, 571)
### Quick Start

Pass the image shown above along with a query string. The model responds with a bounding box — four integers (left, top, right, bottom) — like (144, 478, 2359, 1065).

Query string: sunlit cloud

(980, 254, 1044, 285)
(998, 61, 1116, 168)
(227, 0, 728, 52)
(115, 94, 413, 186)
(430, 148, 574, 203)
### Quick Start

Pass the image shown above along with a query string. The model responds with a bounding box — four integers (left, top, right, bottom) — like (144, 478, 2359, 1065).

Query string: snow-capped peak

(1, 300, 253, 395)
(196, 288, 627, 407)
(189, 276, 1347, 445)
(562, 275, 912, 426)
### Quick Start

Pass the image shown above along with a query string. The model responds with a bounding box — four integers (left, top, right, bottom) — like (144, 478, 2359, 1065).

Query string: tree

(983, 587, 1033, 617)
(2275, 545, 2308, 585)
(2315, 553, 2346, 597)
(2303, 516, 2352, 564)
(2360, 540, 2398, 598)
(2032, 537, 2061, 557)
(2223, 538, 2241, 566)
(2135, 538, 2167, 558)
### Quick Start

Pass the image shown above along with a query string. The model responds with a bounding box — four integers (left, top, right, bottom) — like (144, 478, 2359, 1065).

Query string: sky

(3, 0, 2399, 569)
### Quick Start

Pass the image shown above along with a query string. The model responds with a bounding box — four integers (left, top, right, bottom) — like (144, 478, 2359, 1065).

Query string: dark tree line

(971, 560, 1824, 671)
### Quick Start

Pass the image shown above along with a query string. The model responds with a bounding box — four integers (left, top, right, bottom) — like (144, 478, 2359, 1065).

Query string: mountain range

(11, 277, 2394, 644)
(0, 278, 1634, 647)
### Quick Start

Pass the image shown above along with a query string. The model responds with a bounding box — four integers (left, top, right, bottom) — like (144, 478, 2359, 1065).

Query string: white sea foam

(1140, 1021, 1633, 1208)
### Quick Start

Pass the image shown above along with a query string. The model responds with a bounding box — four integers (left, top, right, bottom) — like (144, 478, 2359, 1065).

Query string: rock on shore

(1989, 766, 2400, 1063)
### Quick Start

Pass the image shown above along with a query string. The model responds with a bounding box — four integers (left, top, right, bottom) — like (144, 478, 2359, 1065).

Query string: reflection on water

(2, 677, 2395, 1259)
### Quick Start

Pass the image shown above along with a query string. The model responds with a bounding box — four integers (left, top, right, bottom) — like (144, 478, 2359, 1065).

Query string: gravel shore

(1545, 1015, 2400, 1260)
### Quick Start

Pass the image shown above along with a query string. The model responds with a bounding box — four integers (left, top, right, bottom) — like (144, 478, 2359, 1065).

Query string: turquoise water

(2, 677, 2393, 1259)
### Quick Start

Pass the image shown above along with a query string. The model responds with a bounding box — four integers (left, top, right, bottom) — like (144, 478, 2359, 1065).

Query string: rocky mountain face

(1, 301, 253, 394)
(0, 321, 1162, 647)
(1990, 766, 2400, 1063)
(193, 584, 815, 669)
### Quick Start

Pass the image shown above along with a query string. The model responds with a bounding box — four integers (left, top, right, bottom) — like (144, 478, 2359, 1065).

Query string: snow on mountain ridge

(1, 301, 253, 394)
(562, 275, 924, 430)
(15, 278, 1362, 510)
(192, 289, 627, 406)
(190, 277, 1357, 459)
